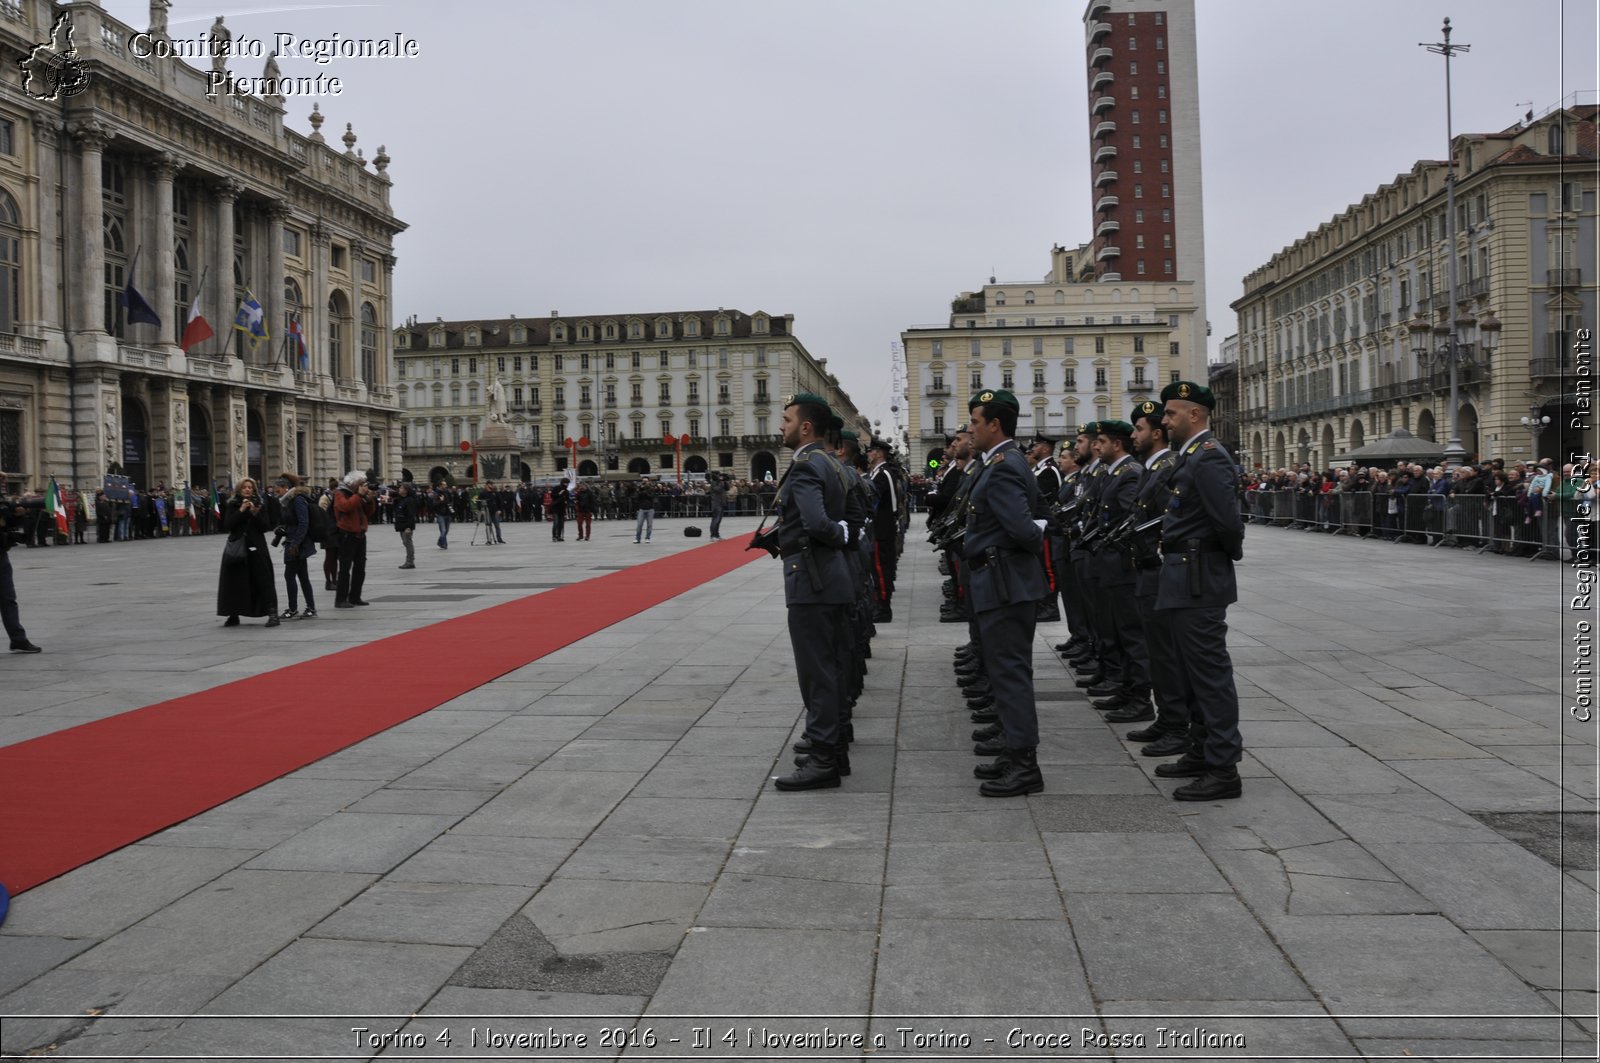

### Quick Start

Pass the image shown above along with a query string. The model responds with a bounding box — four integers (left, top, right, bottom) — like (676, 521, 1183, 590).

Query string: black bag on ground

(684, 526, 703, 537)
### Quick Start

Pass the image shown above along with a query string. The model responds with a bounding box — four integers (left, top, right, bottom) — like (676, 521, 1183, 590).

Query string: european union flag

(119, 247, 161, 327)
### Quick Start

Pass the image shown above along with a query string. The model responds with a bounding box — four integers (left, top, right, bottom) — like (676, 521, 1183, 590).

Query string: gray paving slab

(307, 879, 535, 947)
(698, 873, 880, 930)
(451, 769, 640, 838)
(873, 918, 1093, 1016)
(449, 913, 673, 998)
(1390, 756, 1595, 811)
(0, 843, 253, 940)
(556, 835, 735, 884)
(385, 833, 578, 886)
(0, 934, 95, 998)
(61, 869, 375, 977)
(1249, 745, 1420, 794)
(1067, 893, 1312, 1001)
(644, 926, 875, 1015)
(0, 969, 232, 1057)
(1046, 832, 1232, 893)
(1269, 914, 1568, 1035)
(521, 878, 709, 954)
(246, 810, 463, 873)
(1366, 841, 1598, 930)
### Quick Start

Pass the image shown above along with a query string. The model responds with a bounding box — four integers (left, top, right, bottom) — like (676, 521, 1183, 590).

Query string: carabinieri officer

(1152, 380, 1247, 801)
(963, 389, 1049, 797)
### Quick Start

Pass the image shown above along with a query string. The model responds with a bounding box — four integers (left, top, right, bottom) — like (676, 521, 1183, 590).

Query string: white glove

(837, 521, 850, 542)
(1033, 519, 1048, 532)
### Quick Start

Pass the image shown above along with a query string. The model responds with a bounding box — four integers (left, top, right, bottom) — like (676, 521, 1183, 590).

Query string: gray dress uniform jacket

(1093, 454, 1143, 588)
(1155, 430, 1246, 611)
(963, 440, 1046, 613)
(776, 442, 853, 606)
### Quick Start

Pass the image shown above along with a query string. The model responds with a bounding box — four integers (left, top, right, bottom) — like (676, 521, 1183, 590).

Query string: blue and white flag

(232, 289, 269, 349)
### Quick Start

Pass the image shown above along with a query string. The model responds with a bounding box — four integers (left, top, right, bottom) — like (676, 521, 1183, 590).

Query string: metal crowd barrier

(1241, 488, 1570, 560)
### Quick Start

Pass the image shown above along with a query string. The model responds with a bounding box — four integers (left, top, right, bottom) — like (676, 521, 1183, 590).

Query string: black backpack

(302, 495, 331, 544)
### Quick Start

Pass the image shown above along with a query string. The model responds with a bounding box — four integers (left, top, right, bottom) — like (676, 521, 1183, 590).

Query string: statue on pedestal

(487, 377, 508, 424)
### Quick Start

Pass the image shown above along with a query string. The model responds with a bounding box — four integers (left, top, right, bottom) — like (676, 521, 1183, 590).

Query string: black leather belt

(1133, 557, 1162, 570)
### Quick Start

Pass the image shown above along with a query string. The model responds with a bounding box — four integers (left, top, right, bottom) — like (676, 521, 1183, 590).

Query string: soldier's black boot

(971, 721, 1001, 741)
(776, 746, 842, 790)
(793, 744, 851, 777)
(1172, 766, 1242, 801)
(979, 747, 1043, 798)
(973, 733, 1007, 756)
(974, 748, 1012, 780)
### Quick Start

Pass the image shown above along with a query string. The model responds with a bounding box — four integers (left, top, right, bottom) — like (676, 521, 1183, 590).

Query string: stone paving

(0, 513, 1595, 1061)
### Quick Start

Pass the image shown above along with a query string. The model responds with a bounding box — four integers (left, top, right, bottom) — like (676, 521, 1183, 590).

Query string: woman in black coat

(217, 477, 280, 627)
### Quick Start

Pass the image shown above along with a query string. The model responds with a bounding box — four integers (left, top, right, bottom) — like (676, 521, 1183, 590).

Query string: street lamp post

(1520, 406, 1551, 463)
(1421, 17, 1471, 468)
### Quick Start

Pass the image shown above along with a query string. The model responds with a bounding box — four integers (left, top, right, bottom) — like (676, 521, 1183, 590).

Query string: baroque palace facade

(0, 0, 405, 495)
(393, 309, 864, 484)
(902, 244, 1200, 466)
(1232, 104, 1596, 470)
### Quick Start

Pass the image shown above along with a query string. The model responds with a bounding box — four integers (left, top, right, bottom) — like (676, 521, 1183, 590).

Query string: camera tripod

(469, 503, 498, 546)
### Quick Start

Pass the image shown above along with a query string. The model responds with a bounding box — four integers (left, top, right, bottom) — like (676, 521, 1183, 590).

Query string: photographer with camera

(0, 479, 42, 652)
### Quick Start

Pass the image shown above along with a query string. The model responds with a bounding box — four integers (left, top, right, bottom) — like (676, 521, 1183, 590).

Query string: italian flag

(46, 478, 68, 537)
(180, 271, 214, 354)
(210, 484, 222, 521)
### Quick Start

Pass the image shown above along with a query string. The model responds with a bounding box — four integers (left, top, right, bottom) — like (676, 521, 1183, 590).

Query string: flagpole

(193, 265, 210, 356)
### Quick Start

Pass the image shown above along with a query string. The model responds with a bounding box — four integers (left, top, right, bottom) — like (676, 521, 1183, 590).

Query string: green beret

(829, 413, 845, 432)
(785, 391, 832, 410)
(1079, 421, 1101, 437)
(1160, 380, 1215, 409)
(840, 428, 860, 441)
(1130, 400, 1165, 427)
(1097, 419, 1134, 438)
(968, 388, 1020, 412)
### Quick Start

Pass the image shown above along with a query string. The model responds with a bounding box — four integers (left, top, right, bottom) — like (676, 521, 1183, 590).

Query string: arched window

(360, 302, 378, 385)
(0, 189, 20, 334)
(283, 277, 304, 369)
(328, 290, 350, 379)
(102, 214, 127, 337)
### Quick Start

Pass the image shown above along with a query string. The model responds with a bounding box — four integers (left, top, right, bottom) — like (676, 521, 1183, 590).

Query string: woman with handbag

(217, 477, 280, 628)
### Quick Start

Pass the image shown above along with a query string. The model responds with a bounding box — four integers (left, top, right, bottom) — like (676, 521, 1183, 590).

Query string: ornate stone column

(70, 121, 110, 337)
(309, 222, 331, 378)
(266, 202, 289, 367)
(210, 178, 239, 359)
(151, 152, 179, 349)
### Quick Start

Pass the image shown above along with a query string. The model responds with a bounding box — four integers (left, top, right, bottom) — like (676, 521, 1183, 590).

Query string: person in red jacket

(333, 470, 376, 608)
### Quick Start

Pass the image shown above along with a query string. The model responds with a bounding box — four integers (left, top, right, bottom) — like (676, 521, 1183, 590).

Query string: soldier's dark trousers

(790, 602, 848, 749)
(1164, 605, 1242, 767)
(1136, 590, 1187, 734)
(1071, 557, 1102, 660)
(1106, 588, 1149, 695)
(974, 600, 1039, 749)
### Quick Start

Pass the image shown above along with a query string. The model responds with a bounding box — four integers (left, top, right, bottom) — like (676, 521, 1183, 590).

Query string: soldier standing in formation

(764, 393, 856, 792)
(1028, 435, 1063, 624)
(1149, 381, 1247, 800)
(866, 439, 901, 623)
(960, 389, 1048, 797)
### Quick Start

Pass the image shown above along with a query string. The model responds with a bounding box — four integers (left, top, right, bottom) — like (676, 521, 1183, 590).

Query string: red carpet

(0, 538, 760, 895)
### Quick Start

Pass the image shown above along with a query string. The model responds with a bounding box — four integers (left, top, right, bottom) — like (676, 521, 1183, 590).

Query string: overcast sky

(107, 0, 1598, 434)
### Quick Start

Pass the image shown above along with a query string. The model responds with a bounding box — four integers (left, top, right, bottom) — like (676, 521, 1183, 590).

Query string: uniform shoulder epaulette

(793, 450, 813, 464)
(1201, 440, 1216, 450)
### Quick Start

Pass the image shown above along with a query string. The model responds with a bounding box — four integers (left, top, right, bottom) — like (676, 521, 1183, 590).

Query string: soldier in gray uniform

(962, 389, 1049, 797)
(1029, 435, 1063, 624)
(1119, 400, 1189, 751)
(1087, 420, 1153, 722)
(1052, 444, 1092, 660)
(759, 393, 855, 791)
(1152, 381, 1247, 801)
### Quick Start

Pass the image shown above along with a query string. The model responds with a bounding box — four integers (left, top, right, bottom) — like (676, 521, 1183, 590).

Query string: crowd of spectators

(0, 474, 789, 548)
(1243, 456, 1595, 557)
